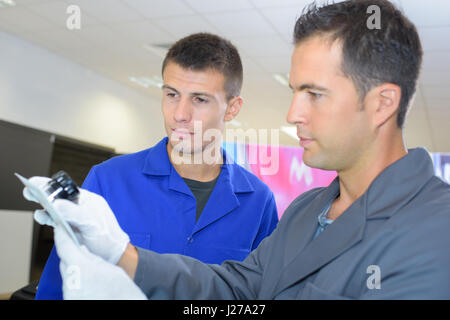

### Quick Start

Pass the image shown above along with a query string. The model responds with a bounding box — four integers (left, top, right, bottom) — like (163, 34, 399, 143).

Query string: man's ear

(224, 96, 243, 122)
(366, 83, 402, 128)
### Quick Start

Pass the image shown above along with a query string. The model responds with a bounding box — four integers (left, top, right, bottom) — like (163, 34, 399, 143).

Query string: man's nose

(286, 94, 308, 126)
(174, 98, 192, 123)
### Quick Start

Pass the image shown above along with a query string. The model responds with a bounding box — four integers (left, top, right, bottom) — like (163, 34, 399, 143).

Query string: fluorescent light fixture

(228, 119, 242, 127)
(0, 0, 16, 7)
(143, 43, 171, 58)
(273, 73, 289, 87)
(129, 76, 163, 89)
(281, 126, 299, 141)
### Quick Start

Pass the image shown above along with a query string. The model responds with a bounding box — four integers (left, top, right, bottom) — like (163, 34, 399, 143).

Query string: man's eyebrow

(161, 85, 214, 98)
(190, 91, 215, 99)
(289, 83, 330, 93)
(162, 85, 179, 93)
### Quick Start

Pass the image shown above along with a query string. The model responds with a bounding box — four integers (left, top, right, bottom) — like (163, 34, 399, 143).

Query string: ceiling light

(273, 73, 289, 87)
(281, 126, 299, 141)
(0, 0, 16, 7)
(228, 119, 242, 127)
(143, 43, 172, 58)
(129, 76, 163, 89)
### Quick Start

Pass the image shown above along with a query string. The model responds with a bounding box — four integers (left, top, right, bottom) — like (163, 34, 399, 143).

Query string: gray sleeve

(133, 230, 277, 300)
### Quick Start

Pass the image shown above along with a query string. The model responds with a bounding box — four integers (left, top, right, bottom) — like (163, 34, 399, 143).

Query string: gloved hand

(53, 224, 147, 300)
(23, 176, 130, 264)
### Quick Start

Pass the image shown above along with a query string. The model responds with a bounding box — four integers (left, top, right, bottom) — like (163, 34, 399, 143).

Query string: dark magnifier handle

(45, 171, 80, 203)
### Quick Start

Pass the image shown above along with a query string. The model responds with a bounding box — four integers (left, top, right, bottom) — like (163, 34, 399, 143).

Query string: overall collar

(142, 137, 255, 233)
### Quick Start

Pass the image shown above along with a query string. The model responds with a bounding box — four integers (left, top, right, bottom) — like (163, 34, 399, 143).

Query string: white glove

(23, 176, 130, 264)
(53, 224, 147, 300)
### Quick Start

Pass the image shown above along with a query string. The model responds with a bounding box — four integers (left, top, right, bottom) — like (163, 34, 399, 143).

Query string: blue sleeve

(35, 166, 102, 300)
(251, 193, 279, 250)
(34, 247, 62, 300)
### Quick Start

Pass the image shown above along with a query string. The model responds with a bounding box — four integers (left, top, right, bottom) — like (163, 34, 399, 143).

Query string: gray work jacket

(134, 148, 450, 299)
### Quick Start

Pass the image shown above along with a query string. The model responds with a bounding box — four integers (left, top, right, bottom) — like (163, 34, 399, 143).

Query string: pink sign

(247, 144, 337, 218)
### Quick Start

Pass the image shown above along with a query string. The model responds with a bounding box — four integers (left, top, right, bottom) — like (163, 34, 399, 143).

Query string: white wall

(0, 210, 34, 295)
(0, 31, 165, 154)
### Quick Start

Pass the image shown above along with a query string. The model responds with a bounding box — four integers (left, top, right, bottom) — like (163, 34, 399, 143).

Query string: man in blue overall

(33, 33, 278, 299)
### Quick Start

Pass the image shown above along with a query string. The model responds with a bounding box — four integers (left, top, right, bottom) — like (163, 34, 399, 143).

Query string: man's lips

(171, 128, 194, 136)
(299, 136, 314, 147)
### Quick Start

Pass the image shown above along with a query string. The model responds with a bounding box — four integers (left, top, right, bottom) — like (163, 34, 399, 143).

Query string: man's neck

(167, 142, 223, 182)
(329, 138, 408, 220)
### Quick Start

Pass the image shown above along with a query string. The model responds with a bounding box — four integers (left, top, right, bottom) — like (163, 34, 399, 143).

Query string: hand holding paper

(20, 174, 130, 264)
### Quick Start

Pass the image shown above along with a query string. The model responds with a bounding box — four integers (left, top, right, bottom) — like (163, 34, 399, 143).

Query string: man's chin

(171, 143, 193, 155)
(171, 140, 205, 155)
(302, 152, 332, 171)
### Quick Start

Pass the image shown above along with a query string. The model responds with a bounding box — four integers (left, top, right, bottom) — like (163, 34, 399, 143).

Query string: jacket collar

(142, 138, 255, 233)
(142, 137, 172, 176)
(272, 147, 435, 297)
(365, 147, 435, 220)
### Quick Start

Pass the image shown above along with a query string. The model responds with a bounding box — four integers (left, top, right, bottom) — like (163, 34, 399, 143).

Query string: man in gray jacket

(28, 0, 450, 299)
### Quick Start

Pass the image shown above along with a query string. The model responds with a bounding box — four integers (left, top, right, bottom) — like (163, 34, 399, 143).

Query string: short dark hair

(293, 0, 423, 128)
(162, 33, 243, 101)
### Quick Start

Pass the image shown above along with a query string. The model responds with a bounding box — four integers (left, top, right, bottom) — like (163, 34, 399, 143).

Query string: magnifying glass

(15, 171, 81, 246)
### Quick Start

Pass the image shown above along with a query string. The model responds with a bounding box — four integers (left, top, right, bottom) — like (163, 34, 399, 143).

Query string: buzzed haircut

(162, 33, 243, 101)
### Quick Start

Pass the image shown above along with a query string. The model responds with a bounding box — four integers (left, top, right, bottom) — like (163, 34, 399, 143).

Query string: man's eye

(194, 97, 208, 103)
(166, 92, 177, 98)
(309, 92, 322, 99)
